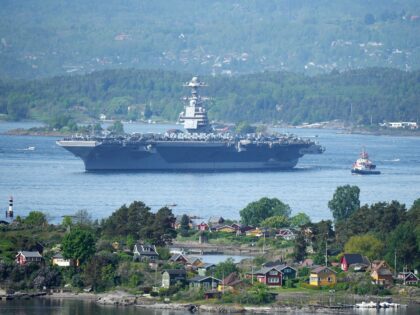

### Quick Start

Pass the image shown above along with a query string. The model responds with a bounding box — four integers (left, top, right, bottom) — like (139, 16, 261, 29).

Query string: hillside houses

(340, 254, 370, 272)
(133, 244, 159, 261)
(16, 251, 43, 265)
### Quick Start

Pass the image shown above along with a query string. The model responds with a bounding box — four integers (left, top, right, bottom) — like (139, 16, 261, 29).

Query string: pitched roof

(263, 260, 283, 267)
(221, 272, 242, 286)
(134, 244, 158, 256)
(377, 268, 393, 276)
(17, 251, 42, 258)
(169, 254, 202, 264)
(169, 254, 185, 261)
(52, 253, 64, 259)
(254, 265, 285, 275)
(199, 263, 215, 269)
(162, 269, 186, 276)
(371, 260, 391, 272)
(342, 253, 369, 265)
(189, 275, 221, 283)
(398, 272, 419, 281)
(311, 266, 336, 274)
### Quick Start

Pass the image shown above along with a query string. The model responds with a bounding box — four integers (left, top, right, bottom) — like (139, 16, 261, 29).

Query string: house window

(268, 277, 279, 283)
(269, 270, 278, 275)
(327, 277, 332, 282)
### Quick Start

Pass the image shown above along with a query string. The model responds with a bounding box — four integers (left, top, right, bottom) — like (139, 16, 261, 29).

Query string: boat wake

(384, 158, 400, 162)
(17, 146, 36, 151)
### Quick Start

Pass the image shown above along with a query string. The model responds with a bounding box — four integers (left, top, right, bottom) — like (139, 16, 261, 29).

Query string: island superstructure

(57, 77, 324, 171)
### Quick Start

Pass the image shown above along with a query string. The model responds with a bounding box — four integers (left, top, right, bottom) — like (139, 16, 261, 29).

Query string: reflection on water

(0, 299, 184, 315)
(0, 298, 418, 315)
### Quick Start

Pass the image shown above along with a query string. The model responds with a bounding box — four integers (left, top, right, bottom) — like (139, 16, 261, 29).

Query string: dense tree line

(1, 68, 419, 125)
(294, 186, 420, 271)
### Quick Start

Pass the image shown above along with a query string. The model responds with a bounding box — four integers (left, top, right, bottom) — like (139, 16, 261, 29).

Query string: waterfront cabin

(51, 253, 74, 267)
(245, 227, 269, 237)
(370, 261, 393, 285)
(169, 253, 189, 264)
(230, 223, 253, 235)
(217, 272, 244, 292)
(161, 269, 187, 288)
(397, 272, 419, 285)
(340, 253, 370, 272)
(262, 261, 297, 281)
(16, 251, 43, 265)
(133, 244, 159, 261)
(169, 254, 203, 269)
(250, 266, 283, 287)
(189, 275, 221, 289)
(309, 266, 337, 287)
(275, 229, 296, 241)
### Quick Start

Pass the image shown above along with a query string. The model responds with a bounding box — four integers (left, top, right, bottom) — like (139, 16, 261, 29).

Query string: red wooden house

(197, 222, 209, 231)
(16, 251, 43, 265)
(397, 272, 419, 285)
(340, 253, 370, 271)
(249, 266, 283, 286)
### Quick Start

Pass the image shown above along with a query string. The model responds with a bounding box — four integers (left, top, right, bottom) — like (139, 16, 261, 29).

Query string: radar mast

(178, 76, 211, 133)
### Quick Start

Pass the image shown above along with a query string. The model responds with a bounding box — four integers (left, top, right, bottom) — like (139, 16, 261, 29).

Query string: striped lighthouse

(6, 196, 13, 218)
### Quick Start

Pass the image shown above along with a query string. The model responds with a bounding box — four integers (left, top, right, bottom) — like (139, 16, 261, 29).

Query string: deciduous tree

(344, 234, 383, 260)
(24, 211, 48, 227)
(62, 228, 96, 265)
(240, 197, 291, 226)
(328, 185, 360, 223)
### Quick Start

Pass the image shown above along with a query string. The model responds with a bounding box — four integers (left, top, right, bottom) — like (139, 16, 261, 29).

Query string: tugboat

(351, 148, 381, 175)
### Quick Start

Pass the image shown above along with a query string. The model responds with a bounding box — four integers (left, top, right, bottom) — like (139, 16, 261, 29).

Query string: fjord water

(0, 122, 419, 223)
(0, 297, 418, 315)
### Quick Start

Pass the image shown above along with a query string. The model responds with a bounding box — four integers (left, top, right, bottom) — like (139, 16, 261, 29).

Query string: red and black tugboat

(351, 148, 381, 175)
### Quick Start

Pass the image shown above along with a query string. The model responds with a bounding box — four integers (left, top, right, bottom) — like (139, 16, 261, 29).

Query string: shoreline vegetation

(1, 289, 418, 313)
(0, 196, 419, 312)
(2, 120, 420, 138)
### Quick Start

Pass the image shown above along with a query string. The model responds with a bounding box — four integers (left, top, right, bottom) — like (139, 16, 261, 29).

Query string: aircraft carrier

(57, 77, 324, 171)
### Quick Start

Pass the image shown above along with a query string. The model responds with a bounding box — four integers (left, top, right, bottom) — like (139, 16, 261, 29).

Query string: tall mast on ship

(178, 77, 211, 133)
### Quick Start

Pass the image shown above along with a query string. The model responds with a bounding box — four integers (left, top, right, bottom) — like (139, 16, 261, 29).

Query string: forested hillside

(1, 68, 419, 125)
(0, 0, 419, 79)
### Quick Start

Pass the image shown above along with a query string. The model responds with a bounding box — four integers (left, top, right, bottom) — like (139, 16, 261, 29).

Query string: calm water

(0, 121, 419, 223)
(0, 298, 418, 315)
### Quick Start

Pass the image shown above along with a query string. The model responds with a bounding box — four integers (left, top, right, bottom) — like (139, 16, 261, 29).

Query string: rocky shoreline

(2, 289, 417, 314)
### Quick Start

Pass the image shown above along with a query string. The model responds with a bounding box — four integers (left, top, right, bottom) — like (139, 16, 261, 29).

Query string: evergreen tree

(179, 214, 190, 237)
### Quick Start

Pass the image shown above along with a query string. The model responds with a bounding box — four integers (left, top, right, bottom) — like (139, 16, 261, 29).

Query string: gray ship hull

(57, 140, 315, 171)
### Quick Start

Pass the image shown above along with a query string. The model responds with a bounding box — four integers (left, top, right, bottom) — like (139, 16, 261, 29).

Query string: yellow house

(370, 260, 393, 285)
(51, 253, 75, 267)
(216, 225, 236, 233)
(309, 266, 337, 286)
(246, 228, 263, 237)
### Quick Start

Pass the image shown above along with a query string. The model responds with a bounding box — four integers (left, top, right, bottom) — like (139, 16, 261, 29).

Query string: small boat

(351, 148, 381, 175)
(355, 301, 379, 309)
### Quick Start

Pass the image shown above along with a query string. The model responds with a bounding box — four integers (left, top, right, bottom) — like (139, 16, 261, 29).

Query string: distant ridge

(0, 0, 419, 79)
